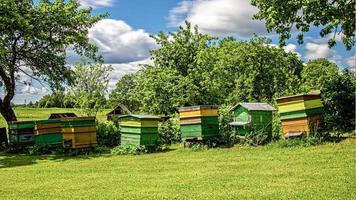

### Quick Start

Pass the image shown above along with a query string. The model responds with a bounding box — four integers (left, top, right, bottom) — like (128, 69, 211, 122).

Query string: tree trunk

(0, 103, 17, 122)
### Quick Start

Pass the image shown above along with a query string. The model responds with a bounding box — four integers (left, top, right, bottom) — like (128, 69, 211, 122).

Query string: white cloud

(88, 19, 157, 63)
(346, 55, 355, 68)
(305, 43, 342, 63)
(168, 0, 267, 37)
(107, 58, 153, 91)
(79, 0, 114, 8)
(20, 85, 49, 95)
(266, 43, 301, 57)
(167, 1, 194, 27)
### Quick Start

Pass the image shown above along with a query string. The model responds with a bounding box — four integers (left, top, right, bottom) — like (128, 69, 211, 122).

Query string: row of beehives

(2, 92, 323, 148)
(118, 92, 324, 146)
(7, 117, 97, 148)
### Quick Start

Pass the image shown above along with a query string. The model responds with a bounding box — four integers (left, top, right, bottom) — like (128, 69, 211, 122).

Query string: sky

(6, 0, 355, 104)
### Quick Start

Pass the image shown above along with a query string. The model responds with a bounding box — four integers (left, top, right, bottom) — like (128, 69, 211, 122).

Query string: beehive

(276, 93, 323, 137)
(179, 106, 219, 141)
(228, 103, 276, 137)
(33, 119, 63, 146)
(8, 121, 34, 146)
(61, 117, 97, 149)
(119, 114, 159, 146)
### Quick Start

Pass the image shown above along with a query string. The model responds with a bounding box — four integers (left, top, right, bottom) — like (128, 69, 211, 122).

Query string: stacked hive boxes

(34, 119, 63, 147)
(8, 121, 34, 146)
(179, 105, 219, 141)
(61, 117, 97, 149)
(119, 114, 159, 146)
(276, 93, 323, 137)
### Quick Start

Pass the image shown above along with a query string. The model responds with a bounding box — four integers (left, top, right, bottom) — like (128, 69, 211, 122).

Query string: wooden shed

(49, 113, 77, 119)
(276, 92, 323, 137)
(179, 105, 219, 141)
(106, 104, 131, 121)
(229, 103, 276, 137)
(119, 114, 159, 146)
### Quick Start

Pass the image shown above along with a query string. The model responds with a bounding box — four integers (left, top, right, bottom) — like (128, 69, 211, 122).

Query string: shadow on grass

(0, 147, 177, 169)
(0, 151, 112, 169)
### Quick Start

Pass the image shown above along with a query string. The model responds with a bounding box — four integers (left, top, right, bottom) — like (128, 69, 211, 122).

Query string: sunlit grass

(0, 139, 355, 199)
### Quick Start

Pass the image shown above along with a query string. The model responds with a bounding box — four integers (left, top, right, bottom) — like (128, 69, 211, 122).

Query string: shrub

(111, 144, 148, 155)
(218, 104, 238, 147)
(96, 121, 121, 147)
(320, 69, 356, 135)
(158, 114, 181, 144)
(272, 112, 283, 141)
(270, 136, 324, 148)
(244, 128, 270, 146)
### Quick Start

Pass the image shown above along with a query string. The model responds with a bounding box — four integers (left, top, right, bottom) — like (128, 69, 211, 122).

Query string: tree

(300, 58, 340, 92)
(251, 0, 355, 50)
(150, 21, 218, 105)
(37, 91, 74, 108)
(132, 67, 198, 115)
(321, 69, 355, 133)
(210, 37, 303, 104)
(0, 0, 105, 121)
(68, 62, 112, 116)
(150, 21, 216, 76)
(108, 73, 141, 112)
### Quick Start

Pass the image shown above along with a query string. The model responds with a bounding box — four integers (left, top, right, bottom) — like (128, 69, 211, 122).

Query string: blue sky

(9, 0, 355, 104)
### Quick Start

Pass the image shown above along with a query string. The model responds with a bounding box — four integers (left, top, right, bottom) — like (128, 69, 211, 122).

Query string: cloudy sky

(9, 0, 355, 104)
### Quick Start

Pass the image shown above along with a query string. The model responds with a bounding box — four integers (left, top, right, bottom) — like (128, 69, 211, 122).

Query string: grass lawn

(0, 107, 111, 127)
(0, 139, 355, 199)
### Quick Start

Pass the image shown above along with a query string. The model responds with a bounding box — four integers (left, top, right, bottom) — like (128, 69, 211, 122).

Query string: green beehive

(179, 106, 219, 141)
(229, 103, 276, 137)
(8, 121, 35, 146)
(119, 114, 159, 146)
(34, 119, 63, 147)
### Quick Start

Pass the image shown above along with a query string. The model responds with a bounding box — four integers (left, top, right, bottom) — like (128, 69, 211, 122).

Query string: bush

(270, 136, 324, 148)
(111, 144, 148, 155)
(218, 105, 238, 147)
(244, 128, 270, 146)
(320, 69, 356, 135)
(96, 121, 121, 147)
(158, 115, 181, 144)
(271, 112, 283, 141)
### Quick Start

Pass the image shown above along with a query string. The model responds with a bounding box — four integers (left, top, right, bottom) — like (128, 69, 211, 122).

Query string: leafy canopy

(68, 62, 112, 116)
(251, 0, 355, 50)
(0, 0, 105, 121)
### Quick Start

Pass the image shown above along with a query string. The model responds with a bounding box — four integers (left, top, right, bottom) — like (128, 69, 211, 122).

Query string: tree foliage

(210, 37, 303, 104)
(110, 23, 303, 115)
(108, 73, 140, 112)
(0, 0, 105, 121)
(68, 63, 112, 116)
(251, 0, 355, 50)
(300, 58, 340, 92)
(37, 91, 74, 108)
(320, 70, 355, 133)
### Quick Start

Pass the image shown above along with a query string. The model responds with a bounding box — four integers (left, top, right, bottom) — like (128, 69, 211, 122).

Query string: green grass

(0, 139, 355, 199)
(0, 107, 110, 127)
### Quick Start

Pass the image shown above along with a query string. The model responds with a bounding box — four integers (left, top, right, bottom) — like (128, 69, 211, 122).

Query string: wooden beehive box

(179, 105, 219, 141)
(119, 114, 159, 146)
(229, 103, 276, 137)
(34, 119, 63, 147)
(61, 117, 97, 149)
(276, 93, 323, 137)
(8, 121, 34, 146)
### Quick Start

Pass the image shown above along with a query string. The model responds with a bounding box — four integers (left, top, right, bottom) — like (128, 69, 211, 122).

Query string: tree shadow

(0, 147, 177, 169)
(0, 152, 112, 169)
